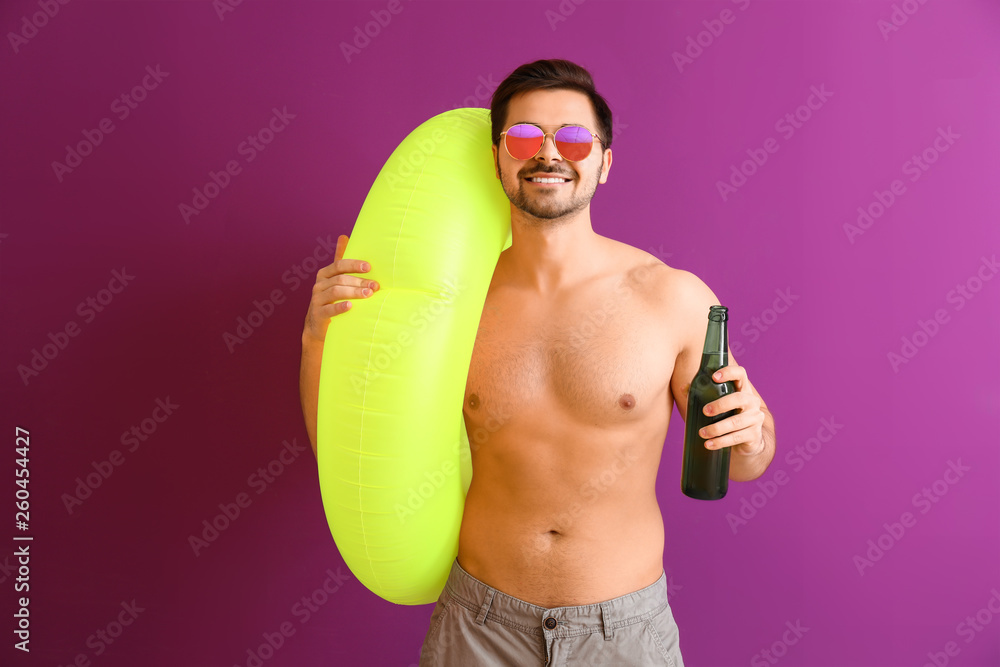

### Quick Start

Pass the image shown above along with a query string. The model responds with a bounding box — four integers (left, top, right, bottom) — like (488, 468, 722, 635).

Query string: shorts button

(544, 617, 557, 629)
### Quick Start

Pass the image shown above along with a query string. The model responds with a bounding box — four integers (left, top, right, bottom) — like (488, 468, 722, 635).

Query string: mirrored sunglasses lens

(506, 124, 544, 159)
(554, 126, 594, 161)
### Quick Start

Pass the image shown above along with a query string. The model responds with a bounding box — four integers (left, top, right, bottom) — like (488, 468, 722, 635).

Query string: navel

(468, 393, 480, 410)
(618, 393, 636, 410)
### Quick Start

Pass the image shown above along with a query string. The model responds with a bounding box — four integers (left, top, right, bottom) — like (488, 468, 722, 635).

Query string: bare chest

(463, 279, 676, 429)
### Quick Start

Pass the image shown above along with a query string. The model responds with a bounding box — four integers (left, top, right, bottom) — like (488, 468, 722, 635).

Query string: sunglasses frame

(499, 123, 604, 162)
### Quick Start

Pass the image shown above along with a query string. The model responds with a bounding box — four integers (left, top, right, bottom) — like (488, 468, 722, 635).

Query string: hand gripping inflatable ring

(317, 108, 512, 605)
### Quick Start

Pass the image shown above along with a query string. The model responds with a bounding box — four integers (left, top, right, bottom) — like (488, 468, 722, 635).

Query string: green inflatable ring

(317, 108, 512, 605)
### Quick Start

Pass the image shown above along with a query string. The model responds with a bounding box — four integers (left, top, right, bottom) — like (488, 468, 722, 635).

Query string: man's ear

(598, 148, 612, 184)
(492, 144, 500, 179)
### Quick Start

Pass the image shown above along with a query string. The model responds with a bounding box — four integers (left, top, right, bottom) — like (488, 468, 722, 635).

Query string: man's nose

(535, 134, 561, 160)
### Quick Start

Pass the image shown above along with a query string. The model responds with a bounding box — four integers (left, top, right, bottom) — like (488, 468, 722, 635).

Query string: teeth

(529, 177, 569, 183)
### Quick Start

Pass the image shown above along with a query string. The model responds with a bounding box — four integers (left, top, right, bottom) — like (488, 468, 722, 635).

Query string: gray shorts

(419, 558, 684, 667)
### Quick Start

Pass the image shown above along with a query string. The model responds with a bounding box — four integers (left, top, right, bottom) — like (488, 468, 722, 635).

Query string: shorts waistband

(441, 558, 669, 638)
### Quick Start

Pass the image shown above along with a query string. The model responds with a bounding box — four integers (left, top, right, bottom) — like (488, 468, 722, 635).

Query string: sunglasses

(499, 123, 603, 162)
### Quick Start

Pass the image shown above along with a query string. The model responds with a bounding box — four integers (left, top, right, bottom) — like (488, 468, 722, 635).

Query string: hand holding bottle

(698, 364, 766, 457)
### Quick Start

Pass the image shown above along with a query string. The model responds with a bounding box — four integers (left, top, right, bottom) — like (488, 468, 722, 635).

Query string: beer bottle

(681, 305, 738, 500)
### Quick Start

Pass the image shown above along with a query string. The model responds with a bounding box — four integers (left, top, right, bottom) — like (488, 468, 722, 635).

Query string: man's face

(492, 89, 611, 223)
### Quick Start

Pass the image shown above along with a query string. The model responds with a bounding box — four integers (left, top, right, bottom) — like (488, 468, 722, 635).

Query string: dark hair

(490, 59, 613, 152)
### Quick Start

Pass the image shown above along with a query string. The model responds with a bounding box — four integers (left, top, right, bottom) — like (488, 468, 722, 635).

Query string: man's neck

(501, 209, 603, 294)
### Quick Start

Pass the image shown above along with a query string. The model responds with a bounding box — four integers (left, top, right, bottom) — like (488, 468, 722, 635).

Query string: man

(300, 59, 775, 666)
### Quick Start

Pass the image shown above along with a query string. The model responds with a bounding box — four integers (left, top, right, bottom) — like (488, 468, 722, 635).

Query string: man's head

(489, 59, 613, 224)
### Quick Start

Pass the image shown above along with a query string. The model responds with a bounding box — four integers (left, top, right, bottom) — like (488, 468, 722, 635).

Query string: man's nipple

(619, 393, 636, 410)
(468, 393, 480, 410)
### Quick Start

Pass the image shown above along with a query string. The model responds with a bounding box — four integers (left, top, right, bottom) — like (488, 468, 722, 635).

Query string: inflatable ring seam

(357, 151, 430, 595)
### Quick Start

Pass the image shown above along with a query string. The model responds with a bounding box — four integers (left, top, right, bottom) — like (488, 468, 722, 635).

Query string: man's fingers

(714, 364, 746, 382)
(335, 234, 348, 262)
(318, 234, 372, 281)
(703, 391, 749, 417)
(701, 410, 764, 442)
(704, 425, 754, 450)
(332, 234, 371, 276)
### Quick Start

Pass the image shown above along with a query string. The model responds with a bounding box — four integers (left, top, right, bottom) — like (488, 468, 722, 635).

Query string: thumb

(335, 234, 348, 262)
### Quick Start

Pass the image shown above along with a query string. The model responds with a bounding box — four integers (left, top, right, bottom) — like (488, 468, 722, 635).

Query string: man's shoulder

(601, 238, 671, 286)
(608, 239, 711, 310)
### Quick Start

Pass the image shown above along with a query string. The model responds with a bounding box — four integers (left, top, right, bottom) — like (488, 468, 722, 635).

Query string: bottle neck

(700, 352, 729, 373)
(701, 318, 729, 371)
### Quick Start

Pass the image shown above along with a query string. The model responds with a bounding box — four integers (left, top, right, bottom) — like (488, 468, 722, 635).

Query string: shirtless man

(300, 59, 775, 666)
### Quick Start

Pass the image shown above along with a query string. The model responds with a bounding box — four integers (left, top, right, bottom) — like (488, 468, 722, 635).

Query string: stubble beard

(498, 159, 602, 227)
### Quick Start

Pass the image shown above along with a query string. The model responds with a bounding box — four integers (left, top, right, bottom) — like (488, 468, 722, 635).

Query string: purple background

(3, 1, 999, 665)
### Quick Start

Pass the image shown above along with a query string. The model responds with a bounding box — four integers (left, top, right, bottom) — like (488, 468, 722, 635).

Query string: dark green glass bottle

(681, 306, 738, 500)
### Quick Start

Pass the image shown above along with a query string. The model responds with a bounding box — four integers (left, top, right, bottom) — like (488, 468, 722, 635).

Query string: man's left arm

(658, 267, 776, 483)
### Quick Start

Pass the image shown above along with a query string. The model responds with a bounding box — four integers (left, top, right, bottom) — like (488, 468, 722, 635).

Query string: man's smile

(524, 174, 573, 186)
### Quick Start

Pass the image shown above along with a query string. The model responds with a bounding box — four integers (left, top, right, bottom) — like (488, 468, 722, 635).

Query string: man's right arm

(300, 333, 324, 459)
(299, 233, 378, 460)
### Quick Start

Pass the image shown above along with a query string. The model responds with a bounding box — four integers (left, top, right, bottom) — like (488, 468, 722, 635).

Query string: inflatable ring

(317, 108, 512, 605)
